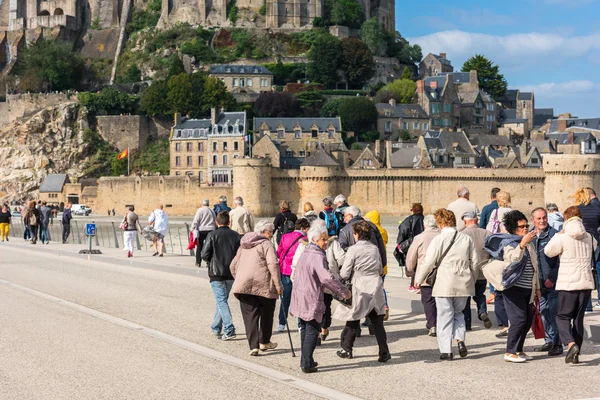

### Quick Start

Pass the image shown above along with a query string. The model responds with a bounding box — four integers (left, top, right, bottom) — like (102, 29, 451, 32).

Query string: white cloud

(514, 80, 598, 98)
(408, 30, 600, 70)
(512, 80, 599, 116)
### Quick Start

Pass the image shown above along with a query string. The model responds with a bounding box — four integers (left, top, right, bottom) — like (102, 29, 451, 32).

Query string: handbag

(590, 238, 598, 290)
(531, 300, 545, 340)
(425, 231, 458, 286)
(119, 215, 128, 230)
(333, 269, 353, 307)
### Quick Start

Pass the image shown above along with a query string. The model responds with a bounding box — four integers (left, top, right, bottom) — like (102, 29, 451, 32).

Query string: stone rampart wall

(0, 93, 76, 125)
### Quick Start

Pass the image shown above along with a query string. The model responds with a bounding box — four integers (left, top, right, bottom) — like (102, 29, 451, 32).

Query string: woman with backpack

(319, 197, 341, 237)
(276, 218, 310, 332)
(302, 202, 318, 224)
(397, 203, 425, 292)
(486, 191, 512, 233)
(25, 201, 40, 245)
(273, 200, 298, 245)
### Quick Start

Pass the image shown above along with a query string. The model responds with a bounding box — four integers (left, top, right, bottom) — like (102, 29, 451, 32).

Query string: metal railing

(8, 219, 196, 256)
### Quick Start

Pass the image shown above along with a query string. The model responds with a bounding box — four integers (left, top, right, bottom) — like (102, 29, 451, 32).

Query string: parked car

(72, 204, 92, 216)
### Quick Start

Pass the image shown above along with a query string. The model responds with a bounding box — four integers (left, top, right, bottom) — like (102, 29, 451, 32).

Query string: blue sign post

(80, 222, 102, 254)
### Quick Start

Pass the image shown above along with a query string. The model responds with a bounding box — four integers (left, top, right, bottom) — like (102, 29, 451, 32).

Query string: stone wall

(0, 93, 77, 126)
(96, 115, 171, 151)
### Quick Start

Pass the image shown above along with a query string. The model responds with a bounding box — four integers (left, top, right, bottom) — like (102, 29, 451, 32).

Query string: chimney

(430, 80, 438, 90)
(375, 140, 381, 159)
(469, 70, 478, 85)
(211, 108, 217, 125)
(389, 98, 396, 107)
(385, 140, 392, 169)
(440, 52, 447, 59)
(417, 80, 425, 94)
(174, 112, 182, 126)
(557, 118, 567, 132)
(567, 131, 574, 144)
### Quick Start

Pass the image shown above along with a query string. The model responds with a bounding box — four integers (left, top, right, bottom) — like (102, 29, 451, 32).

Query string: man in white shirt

(447, 186, 480, 231)
(149, 204, 169, 257)
(229, 196, 254, 234)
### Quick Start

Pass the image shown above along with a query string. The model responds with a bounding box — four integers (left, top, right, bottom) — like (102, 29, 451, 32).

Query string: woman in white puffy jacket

(544, 206, 597, 365)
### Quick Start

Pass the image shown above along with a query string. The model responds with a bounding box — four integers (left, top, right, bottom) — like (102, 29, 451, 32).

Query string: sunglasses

(517, 224, 529, 229)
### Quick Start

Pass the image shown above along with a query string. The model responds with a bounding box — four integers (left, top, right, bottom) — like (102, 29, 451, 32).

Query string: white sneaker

(260, 342, 278, 351)
(516, 352, 533, 361)
(249, 349, 259, 356)
(277, 324, 286, 332)
(504, 353, 527, 363)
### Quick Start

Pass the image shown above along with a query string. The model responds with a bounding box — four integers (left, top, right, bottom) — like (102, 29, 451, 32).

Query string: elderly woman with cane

(290, 223, 351, 373)
(230, 220, 283, 356)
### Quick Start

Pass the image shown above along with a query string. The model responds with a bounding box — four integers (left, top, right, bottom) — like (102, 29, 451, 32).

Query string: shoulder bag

(425, 231, 458, 287)
(590, 237, 598, 290)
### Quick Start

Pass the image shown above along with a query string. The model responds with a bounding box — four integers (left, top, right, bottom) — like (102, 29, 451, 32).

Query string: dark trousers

(504, 286, 533, 354)
(557, 290, 591, 349)
(300, 319, 321, 368)
(495, 291, 509, 327)
(278, 275, 293, 326)
(196, 231, 210, 265)
(238, 294, 276, 350)
(322, 293, 333, 330)
(23, 226, 31, 240)
(341, 309, 389, 357)
(29, 225, 38, 243)
(462, 279, 488, 329)
(420, 286, 437, 329)
(62, 223, 71, 243)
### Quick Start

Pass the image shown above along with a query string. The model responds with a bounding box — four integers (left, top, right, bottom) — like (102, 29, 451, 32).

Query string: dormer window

(253, 67, 259, 73)
(240, 67, 245, 73)
(226, 67, 231, 73)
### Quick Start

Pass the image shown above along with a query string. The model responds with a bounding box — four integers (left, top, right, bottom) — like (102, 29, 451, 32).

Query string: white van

(72, 204, 92, 216)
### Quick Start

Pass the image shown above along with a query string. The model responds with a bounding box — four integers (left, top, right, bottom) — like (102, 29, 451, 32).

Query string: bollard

(185, 223, 194, 256)
(93, 221, 100, 247)
(111, 222, 120, 248)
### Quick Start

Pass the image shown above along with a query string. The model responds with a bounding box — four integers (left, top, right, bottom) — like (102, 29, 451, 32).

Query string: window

(198, 142, 204, 151)
(175, 171, 181, 176)
(423, 123, 428, 130)
(431, 103, 440, 114)
(362, 159, 372, 166)
(311, 129, 318, 138)
(384, 121, 392, 132)
(328, 129, 335, 138)
(175, 143, 181, 152)
(175, 156, 181, 166)
(443, 103, 451, 113)
(223, 154, 228, 164)
(212, 155, 217, 165)
(286, 150, 294, 157)
(413, 122, 419, 130)
(212, 170, 229, 184)
(260, 78, 268, 87)
(531, 158, 539, 164)
(223, 142, 228, 151)
(186, 171, 194, 176)
(200, 171, 204, 182)
(234, 141, 239, 151)
(186, 143, 192, 152)
(278, 129, 284, 139)
(233, 78, 238, 86)
(213, 142, 217, 151)
(444, 119, 449, 127)
(461, 157, 470, 164)
(240, 79, 245, 87)
(402, 122, 408, 130)
(187, 156, 192, 166)
(247, 78, 252, 87)
(294, 129, 301, 139)
(299, 150, 306, 157)
(198, 156, 204, 166)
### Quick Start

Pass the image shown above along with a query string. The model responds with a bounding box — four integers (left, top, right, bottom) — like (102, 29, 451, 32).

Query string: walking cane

(280, 294, 296, 357)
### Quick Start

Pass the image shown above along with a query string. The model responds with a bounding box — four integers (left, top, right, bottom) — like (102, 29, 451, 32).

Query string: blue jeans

(278, 275, 293, 327)
(210, 280, 235, 336)
(540, 287, 560, 345)
(40, 223, 50, 243)
(23, 226, 30, 240)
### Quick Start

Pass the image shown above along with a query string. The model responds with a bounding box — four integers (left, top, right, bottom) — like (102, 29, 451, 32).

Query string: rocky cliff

(0, 102, 89, 201)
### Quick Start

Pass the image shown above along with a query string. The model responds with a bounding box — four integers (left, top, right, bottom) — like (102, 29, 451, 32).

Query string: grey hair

(202, 199, 210, 206)
(255, 220, 274, 234)
(423, 214, 437, 229)
(344, 205, 361, 218)
(234, 196, 244, 205)
(457, 186, 470, 198)
(311, 219, 326, 229)
(546, 203, 559, 212)
(307, 223, 328, 242)
(322, 196, 334, 207)
(219, 195, 228, 202)
(334, 194, 346, 204)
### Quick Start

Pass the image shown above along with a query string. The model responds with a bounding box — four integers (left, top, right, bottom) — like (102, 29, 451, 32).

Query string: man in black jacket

(201, 211, 241, 341)
(338, 206, 387, 267)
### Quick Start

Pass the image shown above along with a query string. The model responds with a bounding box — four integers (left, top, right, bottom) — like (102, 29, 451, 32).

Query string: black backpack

(282, 214, 295, 235)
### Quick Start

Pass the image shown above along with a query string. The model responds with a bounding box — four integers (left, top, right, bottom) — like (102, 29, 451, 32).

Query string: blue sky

(402, 0, 600, 117)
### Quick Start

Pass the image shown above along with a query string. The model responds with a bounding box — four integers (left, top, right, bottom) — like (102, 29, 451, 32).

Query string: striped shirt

(514, 253, 534, 289)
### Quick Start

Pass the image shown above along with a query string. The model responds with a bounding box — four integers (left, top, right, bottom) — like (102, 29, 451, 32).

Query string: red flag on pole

(117, 148, 129, 160)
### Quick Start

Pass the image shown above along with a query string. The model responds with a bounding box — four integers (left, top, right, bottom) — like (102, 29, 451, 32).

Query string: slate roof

(534, 108, 554, 128)
(39, 174, 70, 193)
(209, 64, 272, 75)
(458, 90, 481, 104)
(423, 130, 476, 157)
(301, 145, 340, 167)
(254, 117, 342, 132)
(376, 103, 428, 119)
(439, 72, 471, 84)
(503, 90, 519, 101)
(548, 132, 596, 144)
(389, 147, 421, 168)
(519, 92, 533, 101)
(523, 140, 556, 154)
(469, 135, 514, 147)
(432, 54, 452, 67)
(424, 75, 446, 89)
(549, 118, 600, 133)
(172, 112, 246, 139)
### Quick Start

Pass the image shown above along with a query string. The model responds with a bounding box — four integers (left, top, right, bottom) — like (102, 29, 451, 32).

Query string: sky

(402, 0, 600, 118)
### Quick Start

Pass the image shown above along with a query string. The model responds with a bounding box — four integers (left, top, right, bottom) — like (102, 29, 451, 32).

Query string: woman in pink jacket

(276, 218, 311, 332)
(290, 224, 350, 373)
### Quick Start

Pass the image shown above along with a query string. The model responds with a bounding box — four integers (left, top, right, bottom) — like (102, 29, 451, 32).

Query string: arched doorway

(54, 8, 64, 15)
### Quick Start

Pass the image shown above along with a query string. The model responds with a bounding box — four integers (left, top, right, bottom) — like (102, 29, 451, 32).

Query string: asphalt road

(1, 243, 600, 400)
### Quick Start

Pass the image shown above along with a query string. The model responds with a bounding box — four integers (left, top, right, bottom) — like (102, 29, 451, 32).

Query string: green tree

(337, 97, 377, 133)
(400, 66, 413, 80)
(140, 79, 170, 117)
(168, 54, 185, 77)
(119, 64, 142, 83)
(188, 72, 207, 118)
(378, 78, 416, 104)
(461, 54, 508, 99)
(320, 98, 345, 117)
(167, 73, 193, 114)
(360, 18, 387, 57)
(77, 87, 138, 115)
(331, 0, 364, 28)
(295, 90, 326, 116)
(227, 0, 239, 23)
(307, 33, 342, 88)
(341, 38, 375, 88)
(15, 39, 84, 91)
(202, 77, 236, 112)
(387, 31, 422, 64)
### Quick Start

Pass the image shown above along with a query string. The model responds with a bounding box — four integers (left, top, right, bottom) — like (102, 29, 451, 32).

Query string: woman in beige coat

(415, 209, 478, 361)
(333, 221, 390, 362)
(230, 220, 283, 356)
(544, 206, 596, 364)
